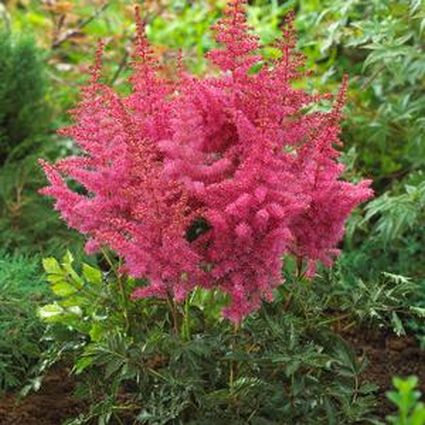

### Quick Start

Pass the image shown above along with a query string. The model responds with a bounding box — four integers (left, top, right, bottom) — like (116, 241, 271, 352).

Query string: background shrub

(0, 251, 49, 393)
(0, 31, 49, 165)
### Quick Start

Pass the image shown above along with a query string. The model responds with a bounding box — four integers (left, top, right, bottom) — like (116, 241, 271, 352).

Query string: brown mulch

(341, 326, 425, 418)
(0, 367, 83, 425)
(0, 330, 424, 425)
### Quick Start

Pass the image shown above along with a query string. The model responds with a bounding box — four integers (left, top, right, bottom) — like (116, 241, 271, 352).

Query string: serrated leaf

(391, 312, 406, 336)
(410, 306, 425, 317)
(62, 251, 74, 266)
(89, 323, 105, 342)
(82, 263, 102, 285)
(67, 306, 83, 316)
(37, 303, 64, 320)
(42, 257, 62, 275)
(51, 281, 78, 297)
(73, 356, 94, 374)
(285, 360, 300, 376)
(105, 358, 123, 379)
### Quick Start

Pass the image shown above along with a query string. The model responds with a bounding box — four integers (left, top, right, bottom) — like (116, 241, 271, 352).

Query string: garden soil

(0, 330, 424, 425)
(0, 367, 83, 425)
(342, 326, 425, 418)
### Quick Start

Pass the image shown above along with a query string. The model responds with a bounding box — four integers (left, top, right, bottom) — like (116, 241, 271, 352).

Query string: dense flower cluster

(40, 0, 372, 322)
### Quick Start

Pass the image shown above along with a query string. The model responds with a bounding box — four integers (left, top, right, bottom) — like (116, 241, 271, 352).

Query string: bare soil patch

(0, 367, 83, 425)
(342, 326, 425, 418)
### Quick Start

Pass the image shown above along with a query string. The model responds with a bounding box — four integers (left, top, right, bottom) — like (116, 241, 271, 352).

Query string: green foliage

(317, 265, 425, 337)
(386, 376, 425, 425)
(0, 30, 49, 164)
(337, 175, 425, 343)
(364, 179, 425, 247)
(148, 0, 293, 72)
(0, 251, 50, 393)
(147, 0, 224, 74)
(298, 0, 425, 187)
(39, 253, 377, 425)
(0, 149, 83, 255)
(0, 23, 80, 254)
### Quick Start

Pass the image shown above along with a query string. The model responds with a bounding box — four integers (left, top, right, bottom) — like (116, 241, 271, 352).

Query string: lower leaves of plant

(38, 252, 380, 425)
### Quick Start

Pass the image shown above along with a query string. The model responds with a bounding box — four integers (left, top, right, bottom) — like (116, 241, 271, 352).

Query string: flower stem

(181, 297, 191, 341)
(102, 248, 130, 333)
(167, 293, 180, 336)
(229, 322, 240, 392)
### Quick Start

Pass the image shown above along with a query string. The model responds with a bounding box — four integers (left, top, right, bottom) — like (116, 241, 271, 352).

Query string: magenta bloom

(40, 0, 372, 322)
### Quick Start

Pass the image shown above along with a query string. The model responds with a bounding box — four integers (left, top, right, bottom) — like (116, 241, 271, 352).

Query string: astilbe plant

(40, 0, 373, 322)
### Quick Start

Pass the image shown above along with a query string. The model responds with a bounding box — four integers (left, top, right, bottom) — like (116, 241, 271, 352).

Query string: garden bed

(343, 328, 425, 418)
(0, 367, 82, 425)
(1, 329, 423, 425)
